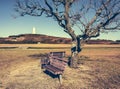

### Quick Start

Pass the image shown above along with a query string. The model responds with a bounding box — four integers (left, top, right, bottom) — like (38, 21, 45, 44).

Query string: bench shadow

(43, 70, 58, 79)
(28, 53, 48, 59)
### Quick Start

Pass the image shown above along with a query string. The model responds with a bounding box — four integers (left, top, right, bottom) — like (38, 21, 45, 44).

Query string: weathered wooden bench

(41, 51, 67, 84)
(41, 51, 66, 68)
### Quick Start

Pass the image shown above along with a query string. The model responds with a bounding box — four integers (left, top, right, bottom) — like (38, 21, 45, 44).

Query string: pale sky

(0, 0, 120, 41)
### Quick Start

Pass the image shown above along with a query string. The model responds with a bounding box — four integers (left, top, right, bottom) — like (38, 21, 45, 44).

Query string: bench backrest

(41, 58, 49, 64)
(50, 51, 65, 58)
(50, 56, 67, 71)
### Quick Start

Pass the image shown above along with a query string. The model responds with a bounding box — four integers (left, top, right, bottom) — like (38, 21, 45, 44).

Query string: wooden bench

(41, 51, 66, 68)
(41, 51, 67, 84)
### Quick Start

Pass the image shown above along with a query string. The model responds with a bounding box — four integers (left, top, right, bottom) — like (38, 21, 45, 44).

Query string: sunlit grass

(0, 44, 120, 89)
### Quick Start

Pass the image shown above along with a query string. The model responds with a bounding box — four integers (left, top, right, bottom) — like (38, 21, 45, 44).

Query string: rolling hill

(0, 34, 119, 44)
(0, 34, 71, 44)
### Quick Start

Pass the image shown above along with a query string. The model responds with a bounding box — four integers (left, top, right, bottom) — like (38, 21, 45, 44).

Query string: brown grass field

(0, 44, 120, 89)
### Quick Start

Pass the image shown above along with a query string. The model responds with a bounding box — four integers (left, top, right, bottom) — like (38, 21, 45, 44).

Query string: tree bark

(70, 51, 79, 68)
(63, 1, 82, 68)
(70, 37, 81, 68)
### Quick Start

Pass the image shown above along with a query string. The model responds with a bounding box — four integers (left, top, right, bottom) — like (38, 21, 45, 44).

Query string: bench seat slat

(50, 51, 65, 58)
(44, 65, 63, 75)
(50, 59, 66, 71)
(49, 56, 68, 62)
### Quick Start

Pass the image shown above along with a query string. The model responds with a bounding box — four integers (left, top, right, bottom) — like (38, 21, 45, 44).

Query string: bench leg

(59, 74, 62, 84)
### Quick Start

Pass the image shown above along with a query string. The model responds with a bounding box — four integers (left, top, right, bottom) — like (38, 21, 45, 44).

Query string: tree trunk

(70, 51, 79, 68)
(70, 37, 81, 68)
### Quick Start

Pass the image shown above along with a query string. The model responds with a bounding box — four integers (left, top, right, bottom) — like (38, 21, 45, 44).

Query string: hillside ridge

(0, 34, 71, 44)
(0, 34, 120, 44)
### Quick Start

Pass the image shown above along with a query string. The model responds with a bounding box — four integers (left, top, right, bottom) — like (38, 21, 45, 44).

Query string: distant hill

(0, 34, 71, 44)
(0, 34, 119, 44)
(86, 39, 114, 44)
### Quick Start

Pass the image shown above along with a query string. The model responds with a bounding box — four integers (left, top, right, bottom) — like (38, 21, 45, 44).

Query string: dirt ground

(0, 44, 120, 89)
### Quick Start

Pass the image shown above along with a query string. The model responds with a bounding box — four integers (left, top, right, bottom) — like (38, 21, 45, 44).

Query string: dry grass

(0, 44, 120, 89)
(0, 44, 71, 48)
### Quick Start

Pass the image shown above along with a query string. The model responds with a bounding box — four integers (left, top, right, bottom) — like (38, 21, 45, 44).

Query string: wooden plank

(50, 51, 65, 58)
(49, 55, 68, 62)
(44, 65, 63, 75)
(50, 58, 66, 71)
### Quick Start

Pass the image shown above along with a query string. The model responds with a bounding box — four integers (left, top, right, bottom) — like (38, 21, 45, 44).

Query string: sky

(0, 0, 120, 41)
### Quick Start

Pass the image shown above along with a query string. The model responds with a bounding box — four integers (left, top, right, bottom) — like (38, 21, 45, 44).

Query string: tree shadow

(28, 53, 48, 59)
(67, 55, 91, 66)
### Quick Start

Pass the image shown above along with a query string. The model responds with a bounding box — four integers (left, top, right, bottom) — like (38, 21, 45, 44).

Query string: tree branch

(102, 12, 120, 27)
(86, 0, 111, 30)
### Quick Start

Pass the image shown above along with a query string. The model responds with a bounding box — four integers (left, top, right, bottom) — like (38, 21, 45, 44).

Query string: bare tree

(14, 0, 120, 68)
